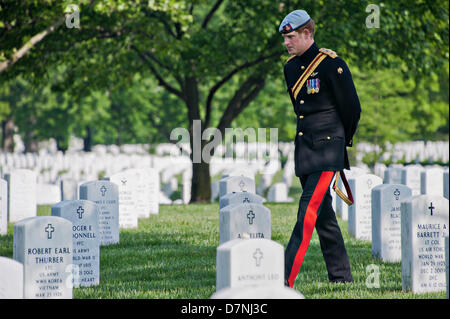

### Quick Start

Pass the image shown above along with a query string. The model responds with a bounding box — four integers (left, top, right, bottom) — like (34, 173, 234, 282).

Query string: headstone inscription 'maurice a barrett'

(401, 195, 449, 294)
(13, 216, 73, 299)
(371, 184, 412, 262)
(51, 200, 100, 287)
(79, 180, 119, 245)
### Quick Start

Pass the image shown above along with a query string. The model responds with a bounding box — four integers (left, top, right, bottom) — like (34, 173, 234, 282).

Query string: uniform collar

(297, 42, 319, 64)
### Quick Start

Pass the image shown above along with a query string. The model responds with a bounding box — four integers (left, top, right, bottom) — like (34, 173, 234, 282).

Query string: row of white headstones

(211, 166, 449, 298)
(0, 167, 162, 299)
(211, 172, 304, 299)
(0, 165, 449, 298)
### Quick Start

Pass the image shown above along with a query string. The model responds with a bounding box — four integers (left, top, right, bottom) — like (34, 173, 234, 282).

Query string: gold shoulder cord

(291, 52, 327, 100)
(333, 171, 354, 206)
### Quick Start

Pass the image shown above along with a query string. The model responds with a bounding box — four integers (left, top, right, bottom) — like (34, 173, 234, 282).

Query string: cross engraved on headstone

(121, 179, 127, 186)
(45, 224, 55, 239)
(247, 210, 255, 225)
(394, 188, 400, 200)
(367, 179, 373, 188)
(100, 185, 107, 196)
(243, 197, 250, 203)
(428, 202, 435, 216)
(76, 206, 84, 219)
(253, 248, 263, 267)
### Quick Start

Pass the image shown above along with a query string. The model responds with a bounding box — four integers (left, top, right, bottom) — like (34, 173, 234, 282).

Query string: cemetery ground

(0, 202, 446, 299)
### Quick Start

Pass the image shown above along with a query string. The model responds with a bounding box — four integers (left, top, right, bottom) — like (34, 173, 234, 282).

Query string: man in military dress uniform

(279, 9, 361, 288)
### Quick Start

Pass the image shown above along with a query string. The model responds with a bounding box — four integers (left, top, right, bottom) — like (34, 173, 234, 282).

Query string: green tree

(1, 0, 448, 201)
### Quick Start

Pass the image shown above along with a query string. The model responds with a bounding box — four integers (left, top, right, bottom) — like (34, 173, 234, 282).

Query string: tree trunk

(55, 137, 68, 153)
(83, 125, 92, 152)
(1, 117, 15, 152)
(191, 159, 211, 203)
(183, 74, 213, 203)
(188, 121, 212, 203)
(24, 130, 38, 153)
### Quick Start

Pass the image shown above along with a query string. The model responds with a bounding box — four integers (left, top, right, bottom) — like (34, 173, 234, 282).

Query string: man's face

(282, 30, 310, 56)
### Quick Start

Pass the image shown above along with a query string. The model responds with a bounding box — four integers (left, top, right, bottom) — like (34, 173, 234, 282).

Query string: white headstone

(374, 163, 387, 179)
(211, 285, 304, 299)
(421, 168, 444, 196)
(129, 168, 152, 218)
(219, 192, 264, 210)
(147, 168, 160, 215)
(401, 165, 423, 196)
(5, 169, 37, 222)
(182, 169, 191, 204)
(216, 238, 283, 291)
(335, 167, 367, 221)
(219, 176, 256, 198)
(348, 174, 383, 241)
(372, 184, 412, 262)
(36, 183, 61, 205)
(60, 178, 78, 200)
(210, 181, 220, 202)
(446, 235, 449, 299)
(219, 203, 271, 244)
(0, 178, 7, 235)
(13, 216, 73, 299)
(401, 195, 449, 293)
(221, 169, 255, 181)
(444, 171, 449, 200)
(105, 170, 139, 228)
(384, 166, 403, 184)
(267, 182, 293, 203)
(51, 200, 100, 287)
(79, 180, 120, 245)
(0, 256, 23, 298)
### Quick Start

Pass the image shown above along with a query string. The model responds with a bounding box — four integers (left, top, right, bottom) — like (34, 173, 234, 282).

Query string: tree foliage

(0, 0, 448, 201)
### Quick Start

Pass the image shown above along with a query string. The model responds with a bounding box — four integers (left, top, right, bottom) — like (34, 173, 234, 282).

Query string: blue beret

(279, 10, 311, 33)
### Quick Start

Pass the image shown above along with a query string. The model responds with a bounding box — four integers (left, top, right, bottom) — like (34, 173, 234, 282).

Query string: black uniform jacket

(284, 42, 361, 177)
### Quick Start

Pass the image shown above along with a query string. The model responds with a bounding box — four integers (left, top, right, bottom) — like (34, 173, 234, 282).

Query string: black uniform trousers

(285, 171, 353, 288)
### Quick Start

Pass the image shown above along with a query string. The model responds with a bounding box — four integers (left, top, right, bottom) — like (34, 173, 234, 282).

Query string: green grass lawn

(0, 202, 446, 299)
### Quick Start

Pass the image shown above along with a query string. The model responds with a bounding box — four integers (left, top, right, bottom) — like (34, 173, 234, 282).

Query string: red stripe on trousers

(288, 171, 334, 288)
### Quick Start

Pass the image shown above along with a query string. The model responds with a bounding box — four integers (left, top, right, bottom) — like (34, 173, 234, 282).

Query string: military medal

(306, 79, 312, 94)
(306, 78, 320, 94)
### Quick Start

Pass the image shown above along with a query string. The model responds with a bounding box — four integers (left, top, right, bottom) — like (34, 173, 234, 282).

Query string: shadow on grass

(74, 227, 218, 299)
